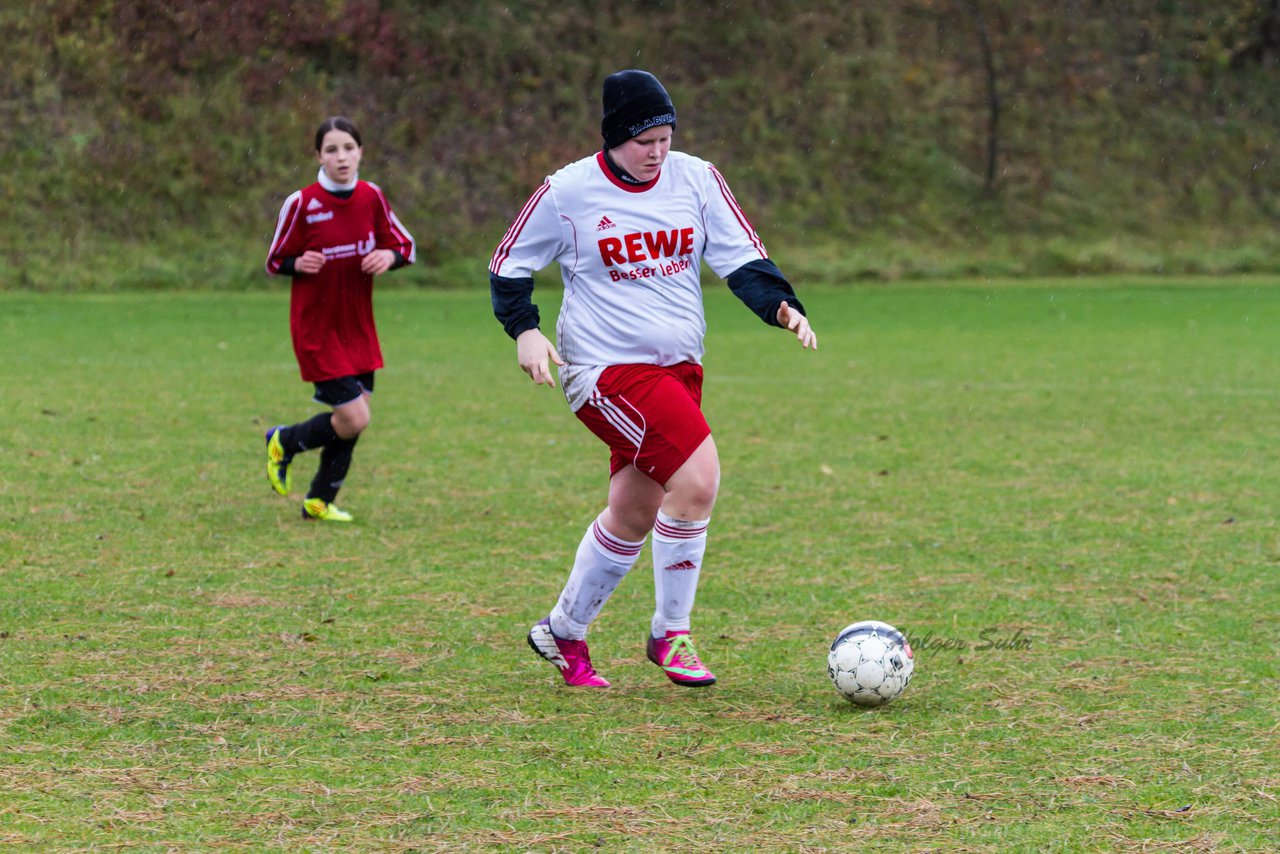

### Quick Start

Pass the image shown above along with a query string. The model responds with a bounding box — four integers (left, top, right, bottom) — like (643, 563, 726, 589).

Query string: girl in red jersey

(264, 116, 416, 522)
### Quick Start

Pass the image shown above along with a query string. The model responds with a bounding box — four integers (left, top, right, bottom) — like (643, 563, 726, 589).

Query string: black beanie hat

(601, 69, 677, 149)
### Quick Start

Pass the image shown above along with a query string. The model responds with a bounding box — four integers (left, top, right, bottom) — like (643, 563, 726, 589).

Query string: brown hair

(314, 116, 362, 151)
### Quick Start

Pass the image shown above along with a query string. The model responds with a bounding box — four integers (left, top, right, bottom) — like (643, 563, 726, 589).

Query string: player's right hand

(516, 328, 564, 388)
(295, 250, 327, 274)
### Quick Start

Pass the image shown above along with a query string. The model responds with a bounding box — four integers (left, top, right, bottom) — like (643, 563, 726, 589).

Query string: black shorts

(312, 372, 375, 407)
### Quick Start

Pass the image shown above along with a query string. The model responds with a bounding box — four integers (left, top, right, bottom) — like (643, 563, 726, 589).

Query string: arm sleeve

(726, 258, 806, 327)
(490, 273, 541, 339)
(488, 181, 564, 279)
(265, 191, 306, 275)
(700, 164, 770, 278)
(369, 182, 416, 265)
(487, 181, 565, 337)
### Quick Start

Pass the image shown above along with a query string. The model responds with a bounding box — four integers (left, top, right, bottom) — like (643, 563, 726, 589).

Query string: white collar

(317, 167, 358, 193)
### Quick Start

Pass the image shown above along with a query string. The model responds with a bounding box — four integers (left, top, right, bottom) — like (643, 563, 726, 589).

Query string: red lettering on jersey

(679, 227, 694, 256)
(624, 232, 644, 262)
(601, 228, 696, 268)
(644, 229, 679, 259)
(599, 237, 625, 266)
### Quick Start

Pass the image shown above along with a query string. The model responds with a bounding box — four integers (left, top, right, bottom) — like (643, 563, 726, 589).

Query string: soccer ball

(827, 620, 914, 706)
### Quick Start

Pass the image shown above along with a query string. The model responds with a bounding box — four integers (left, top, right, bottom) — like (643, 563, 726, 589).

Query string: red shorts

(575, 362, 711, 485)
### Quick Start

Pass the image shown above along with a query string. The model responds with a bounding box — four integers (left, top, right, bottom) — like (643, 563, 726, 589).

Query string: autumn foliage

(3, 0, 1279, 286)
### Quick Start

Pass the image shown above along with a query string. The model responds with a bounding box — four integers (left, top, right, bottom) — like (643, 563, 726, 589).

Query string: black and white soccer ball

(827, 620, 914, 706)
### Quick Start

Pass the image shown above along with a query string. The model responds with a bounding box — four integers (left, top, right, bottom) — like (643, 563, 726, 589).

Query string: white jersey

(490, 150, 768, 410)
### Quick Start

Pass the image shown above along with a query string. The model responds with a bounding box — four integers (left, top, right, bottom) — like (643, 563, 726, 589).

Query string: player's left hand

(777, 301, 817, 350)
(361, 249, 396, 275)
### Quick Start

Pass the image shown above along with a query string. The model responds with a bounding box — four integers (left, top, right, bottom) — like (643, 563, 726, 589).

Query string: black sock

(282, 413, 338, 455)
(308, 435, 359, 503)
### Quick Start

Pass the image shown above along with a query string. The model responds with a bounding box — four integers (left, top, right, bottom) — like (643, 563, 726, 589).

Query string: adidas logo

(306, 198, 324, 211)
(664, 560, 698, 572)
(596, 215, 616, 232)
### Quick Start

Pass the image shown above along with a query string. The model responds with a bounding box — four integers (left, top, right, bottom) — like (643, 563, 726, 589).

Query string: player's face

(316, 130, 363, 184)
(612, 125, 672, 182)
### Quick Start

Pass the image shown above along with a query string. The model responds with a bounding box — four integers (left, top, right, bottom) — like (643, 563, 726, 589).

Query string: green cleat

(302, 497, 353, 523)
(265, 427, 293, 496)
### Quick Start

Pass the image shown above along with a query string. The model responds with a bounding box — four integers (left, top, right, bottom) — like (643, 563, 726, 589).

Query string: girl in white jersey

(490, 70, 817, 688)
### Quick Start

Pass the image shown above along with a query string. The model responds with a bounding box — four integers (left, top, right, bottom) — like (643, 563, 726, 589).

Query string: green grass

(10, 229, 1280, 292)
(2, 279, 1279, 850)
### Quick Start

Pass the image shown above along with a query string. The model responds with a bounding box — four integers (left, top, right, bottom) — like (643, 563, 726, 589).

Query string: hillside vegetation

(5, 0, 1280, 288)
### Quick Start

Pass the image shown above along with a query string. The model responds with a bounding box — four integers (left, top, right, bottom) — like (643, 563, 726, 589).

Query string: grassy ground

(1, 279, 1278, 850)
(10, 228, 1280, 292)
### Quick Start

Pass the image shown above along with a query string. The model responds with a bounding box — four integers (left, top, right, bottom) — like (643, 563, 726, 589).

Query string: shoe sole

(527, 630, 549, 661)
(302, 509, 353, 522)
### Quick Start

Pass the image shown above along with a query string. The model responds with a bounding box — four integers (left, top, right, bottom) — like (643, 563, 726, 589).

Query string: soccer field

(2, 280, 1278, 850)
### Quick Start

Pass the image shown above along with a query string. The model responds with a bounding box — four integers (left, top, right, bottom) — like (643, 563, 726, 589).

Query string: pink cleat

(647, 631, 717, 687)
(527, 618, 611, 688)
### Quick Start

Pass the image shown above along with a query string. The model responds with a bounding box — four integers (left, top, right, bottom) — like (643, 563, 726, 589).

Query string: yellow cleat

(302, 498, 353, 523)
(265, 427, 293, 496)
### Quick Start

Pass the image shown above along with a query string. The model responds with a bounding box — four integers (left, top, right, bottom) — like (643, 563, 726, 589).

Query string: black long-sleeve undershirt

(725, 258, 806, 326)
(490, 273, 541, 339)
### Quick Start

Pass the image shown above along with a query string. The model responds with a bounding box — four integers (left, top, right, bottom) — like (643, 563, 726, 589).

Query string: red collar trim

(596, 151, 659, 193)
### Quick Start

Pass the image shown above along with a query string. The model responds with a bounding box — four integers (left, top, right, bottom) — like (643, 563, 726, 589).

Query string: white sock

(549, 514, 646, 641)
(650, 511, 709, 638)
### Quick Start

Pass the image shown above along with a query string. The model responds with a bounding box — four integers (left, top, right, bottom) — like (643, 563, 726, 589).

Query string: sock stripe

(592, 520, 644, 557)
(654, 519, 707, 540)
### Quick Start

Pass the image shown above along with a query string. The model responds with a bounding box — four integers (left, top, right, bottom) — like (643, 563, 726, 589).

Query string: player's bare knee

(666, 476, 718, 520)
(602, 505, 658, 542)
(688, 476, 719, 512)
(332, 408, 370, 439)
(689, 464, 721, 504)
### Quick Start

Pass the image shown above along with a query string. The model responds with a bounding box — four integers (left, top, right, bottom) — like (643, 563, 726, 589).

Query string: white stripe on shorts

(589, 390, 645, 449)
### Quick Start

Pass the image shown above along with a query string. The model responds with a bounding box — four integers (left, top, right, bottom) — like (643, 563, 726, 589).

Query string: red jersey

(266, 180, 416, 382)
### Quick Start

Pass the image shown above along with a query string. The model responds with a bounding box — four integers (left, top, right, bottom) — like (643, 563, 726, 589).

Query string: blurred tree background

(3, 0, 1279, 288)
